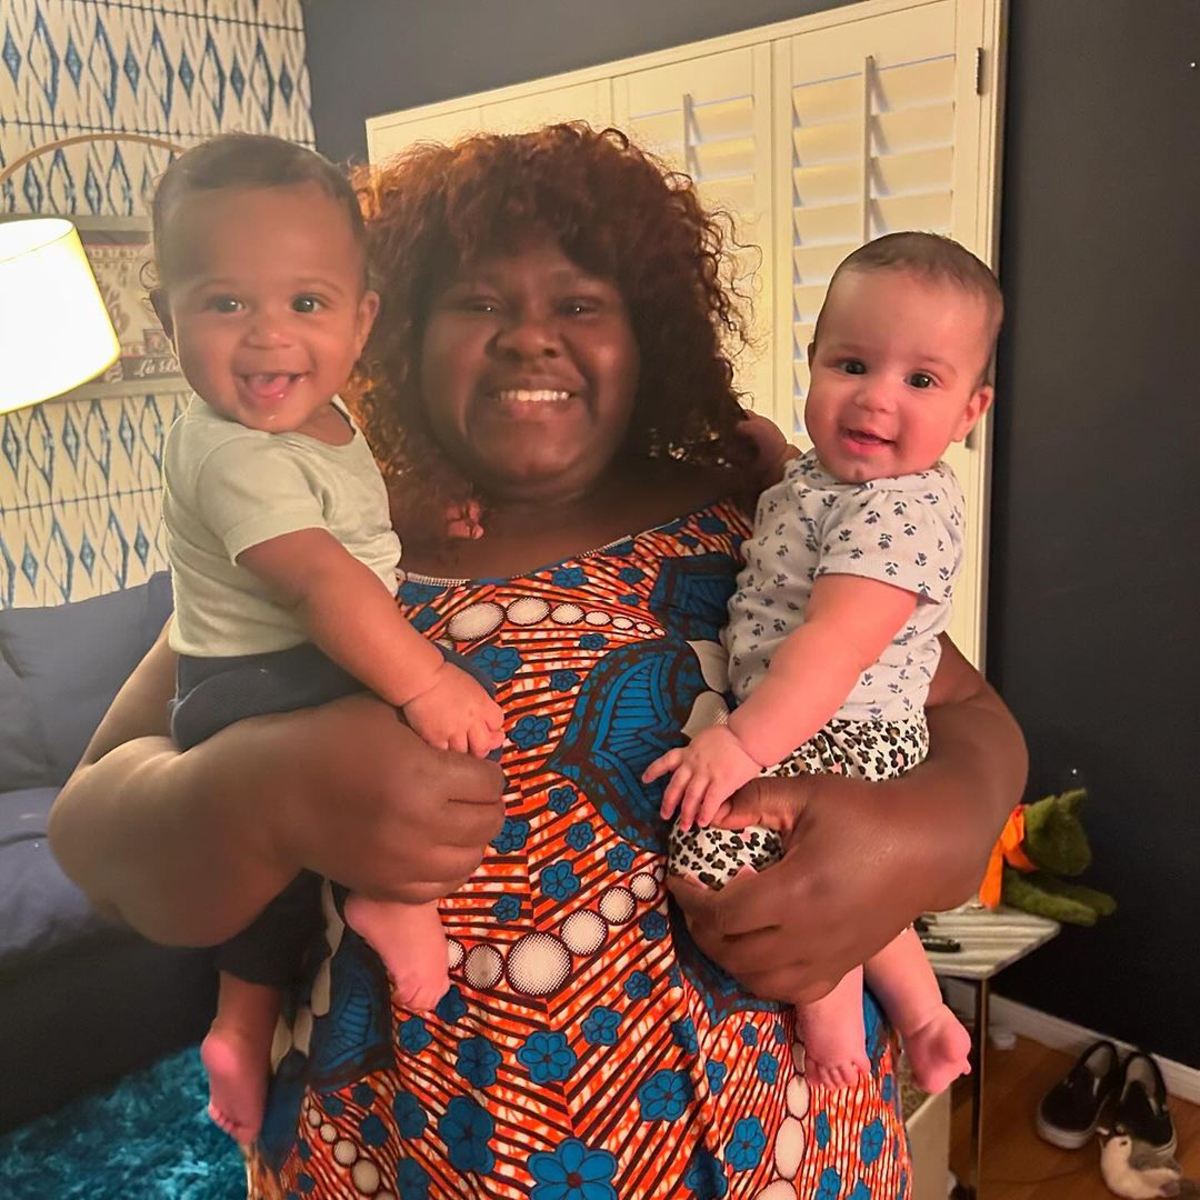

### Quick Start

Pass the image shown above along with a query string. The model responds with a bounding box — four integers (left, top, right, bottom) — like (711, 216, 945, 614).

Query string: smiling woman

(48, 124, 1026, 1200)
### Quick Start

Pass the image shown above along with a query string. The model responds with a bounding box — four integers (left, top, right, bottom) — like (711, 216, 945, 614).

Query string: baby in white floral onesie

(645, 231, 1003, 1093)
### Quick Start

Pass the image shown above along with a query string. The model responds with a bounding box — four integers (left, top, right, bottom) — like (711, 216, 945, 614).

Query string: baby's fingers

(660, 768, 692, 822)
(642, 750, 681, 784)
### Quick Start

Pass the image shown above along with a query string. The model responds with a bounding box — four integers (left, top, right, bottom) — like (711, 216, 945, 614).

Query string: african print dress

(247, 501, 912, 1200)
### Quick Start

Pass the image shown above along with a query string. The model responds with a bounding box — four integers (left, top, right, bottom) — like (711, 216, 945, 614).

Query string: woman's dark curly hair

(350, 123, 756, 536)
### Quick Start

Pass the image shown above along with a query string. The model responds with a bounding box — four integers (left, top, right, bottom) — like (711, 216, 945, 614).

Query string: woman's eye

(292, 296, 322, 314)
(908, 372, 935, 389)
(562, 298, 598, 316)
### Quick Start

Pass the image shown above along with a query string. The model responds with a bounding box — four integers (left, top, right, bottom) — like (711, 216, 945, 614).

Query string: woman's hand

(670, 644, 1026, 1003)
(669, 772, 920, 1003)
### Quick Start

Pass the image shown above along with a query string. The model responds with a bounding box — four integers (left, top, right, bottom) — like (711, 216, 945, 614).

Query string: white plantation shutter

(772, 0, 997, 662)
(365, 0, 1004, 663)
(366, 80, 612, 163)
(613, 47, 774, 413)
(773, 0, 974, 432)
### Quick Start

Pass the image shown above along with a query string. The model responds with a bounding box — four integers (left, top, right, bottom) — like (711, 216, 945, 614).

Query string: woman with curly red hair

(51, 124, 1024, 1198)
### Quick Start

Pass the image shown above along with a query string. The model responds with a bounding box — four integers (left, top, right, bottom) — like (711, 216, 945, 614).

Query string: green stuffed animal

(980, 788, 1117, 925)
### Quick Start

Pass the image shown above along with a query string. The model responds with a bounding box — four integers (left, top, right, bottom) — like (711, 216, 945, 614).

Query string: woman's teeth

(495, 389, 572, 404)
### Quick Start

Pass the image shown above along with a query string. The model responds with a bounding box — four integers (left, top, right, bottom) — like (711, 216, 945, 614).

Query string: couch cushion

(0, 572, 173, 787)
(0, 786, 118, 973)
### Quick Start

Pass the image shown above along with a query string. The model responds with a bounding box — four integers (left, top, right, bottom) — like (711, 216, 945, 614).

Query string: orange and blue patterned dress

(248, 500, 911, 1200)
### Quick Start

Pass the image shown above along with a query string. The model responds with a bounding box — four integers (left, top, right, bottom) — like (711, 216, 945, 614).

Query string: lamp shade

(0, 218, 120, 412)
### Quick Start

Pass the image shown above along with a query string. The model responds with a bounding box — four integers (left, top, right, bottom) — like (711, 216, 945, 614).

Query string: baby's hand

(402, 662, 504, 757)
(642, 725, 763, 831)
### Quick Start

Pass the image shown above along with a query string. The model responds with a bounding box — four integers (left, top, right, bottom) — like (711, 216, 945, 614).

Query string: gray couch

(0, 573, 214, 1130)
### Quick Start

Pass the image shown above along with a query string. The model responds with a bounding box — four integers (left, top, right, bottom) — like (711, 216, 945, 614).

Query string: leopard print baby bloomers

(667, 716, 929, 889)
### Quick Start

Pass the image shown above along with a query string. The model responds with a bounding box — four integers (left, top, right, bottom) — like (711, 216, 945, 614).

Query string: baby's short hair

(151, 132, 366, 286)
(816, 231, 1004, 381)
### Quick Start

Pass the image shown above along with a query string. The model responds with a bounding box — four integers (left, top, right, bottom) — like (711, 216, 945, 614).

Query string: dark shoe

(1113, 1051, 1176, 1156)
(1036, 1040, 1121, 1149)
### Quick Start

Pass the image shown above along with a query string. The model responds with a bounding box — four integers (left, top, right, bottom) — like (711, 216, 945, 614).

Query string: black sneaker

(1036, 1040, 1121, 1149)
(1113, 1051, 1176, 1156)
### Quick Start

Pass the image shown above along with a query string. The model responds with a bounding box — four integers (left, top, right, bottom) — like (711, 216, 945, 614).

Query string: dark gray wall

(302, 0, 1200, 1066)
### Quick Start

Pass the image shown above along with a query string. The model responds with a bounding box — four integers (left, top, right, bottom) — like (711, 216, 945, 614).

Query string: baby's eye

(840, 359, 866, 375)
(907, 372, 935, 389)
(292, 295, 322, 314)
(209, 296, 242, 314)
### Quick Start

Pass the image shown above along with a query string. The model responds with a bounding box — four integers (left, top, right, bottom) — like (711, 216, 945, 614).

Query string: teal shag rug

(0, 1047, 244, 1199)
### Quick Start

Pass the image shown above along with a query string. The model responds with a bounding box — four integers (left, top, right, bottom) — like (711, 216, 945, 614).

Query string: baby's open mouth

(240, 373, 302, 400)
(843, 428, 892, 447)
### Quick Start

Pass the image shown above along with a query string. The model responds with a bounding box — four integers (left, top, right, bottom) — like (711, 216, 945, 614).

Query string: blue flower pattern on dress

(456, 1036, 502, 1089)
(491, 895, 520, 921)
(637, 1069, 693, 1120)
(726, 1117, 766, 1171)
(392, 1091, 427, 1139)
(439, 1095, 496, 1174)
(528, 1138, 618, 1200)
(550, 669, 580, 692)
(491, 817, 531, 854)
(582, 1006, 622, 1046)
(435, 986, 467, 1024)
(565, 821, 594, 850)
(512, 714, 553, 748)
(397, 1017, 431, 1054)
(540, 861, 581, 901)
(684, 1146, 729, 1198)
(606, 844, 634, 871)
(474, 644, 524, 682)
(518, 1031, 577, 1083)
(624, 971, 652, 999)
(548, 785, 577, 813)
(396, 1156, 430, 1199)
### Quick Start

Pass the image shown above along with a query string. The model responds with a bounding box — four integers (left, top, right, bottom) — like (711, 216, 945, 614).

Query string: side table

(924, 904, 1061, 1199)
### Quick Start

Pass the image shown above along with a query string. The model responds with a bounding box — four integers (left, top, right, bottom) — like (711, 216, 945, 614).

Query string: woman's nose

(493, 312, 561, 358)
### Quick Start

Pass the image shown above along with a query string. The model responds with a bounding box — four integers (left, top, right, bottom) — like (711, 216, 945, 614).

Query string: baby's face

(804, 268, 993, 483)
(156, 182, 377, 438)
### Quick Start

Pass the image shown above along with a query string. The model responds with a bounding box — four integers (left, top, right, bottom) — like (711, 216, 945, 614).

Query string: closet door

(612, 46, 775, 422)
(773, 0, 1000, 661)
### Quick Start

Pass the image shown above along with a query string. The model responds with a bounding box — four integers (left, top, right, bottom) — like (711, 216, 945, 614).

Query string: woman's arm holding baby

(49, 624, 505, 947)
(671, 636, 1025, 1003)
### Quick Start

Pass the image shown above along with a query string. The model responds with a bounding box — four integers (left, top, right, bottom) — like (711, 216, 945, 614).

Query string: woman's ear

(149, 288, 175, 342)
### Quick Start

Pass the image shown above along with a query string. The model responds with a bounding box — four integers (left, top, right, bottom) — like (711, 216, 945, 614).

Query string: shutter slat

(870, 190, 953, 236)
(793, 160, 861, 207)
(873, 57, 955, 111)
(869, 145, 954, 197)
(793, 120, 862, 167)
(873, 104, 955, 155)
(793, 242, 857, 285)
(791, 74, 861, 126)
(793, 198, 862, 246)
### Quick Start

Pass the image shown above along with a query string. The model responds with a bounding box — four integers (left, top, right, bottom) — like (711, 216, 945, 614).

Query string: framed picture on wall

(62, 215, 183, 399)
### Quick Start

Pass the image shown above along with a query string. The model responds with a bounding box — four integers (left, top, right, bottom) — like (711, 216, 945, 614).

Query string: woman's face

(419, 237, 641, 505)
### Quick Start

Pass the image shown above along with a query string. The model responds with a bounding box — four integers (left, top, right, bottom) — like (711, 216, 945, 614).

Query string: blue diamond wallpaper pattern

(1, 0, 314, 606)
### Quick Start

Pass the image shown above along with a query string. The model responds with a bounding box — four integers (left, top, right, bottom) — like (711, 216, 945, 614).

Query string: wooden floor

(948, 1037, 1200, 1199)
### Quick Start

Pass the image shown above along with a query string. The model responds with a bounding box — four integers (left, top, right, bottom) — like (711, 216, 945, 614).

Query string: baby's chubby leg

(201, 973, 281, 1145)
(343, 895, 449, 1012)
(795, 967, 871, 1090)
(864, 927, 971, 1094)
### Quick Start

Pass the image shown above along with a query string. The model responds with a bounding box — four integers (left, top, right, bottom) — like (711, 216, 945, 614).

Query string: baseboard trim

(942, 980, 1200, 1105)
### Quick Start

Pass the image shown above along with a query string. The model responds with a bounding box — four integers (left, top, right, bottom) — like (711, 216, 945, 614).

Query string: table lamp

(0, 217, 120, 413)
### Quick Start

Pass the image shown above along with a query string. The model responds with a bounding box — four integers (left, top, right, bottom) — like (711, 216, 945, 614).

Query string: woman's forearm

(50, 725, 300, 947)
(891, 657, 1027, 912)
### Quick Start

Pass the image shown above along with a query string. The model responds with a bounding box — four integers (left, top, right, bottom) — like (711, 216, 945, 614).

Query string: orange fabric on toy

(979, 803, 1038, 908)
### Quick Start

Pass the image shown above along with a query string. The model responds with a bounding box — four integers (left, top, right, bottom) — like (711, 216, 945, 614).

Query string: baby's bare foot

(344, 895, 449, 1012)
(904, 1003, 972, 1094)
(200, 1025, 268, 1146)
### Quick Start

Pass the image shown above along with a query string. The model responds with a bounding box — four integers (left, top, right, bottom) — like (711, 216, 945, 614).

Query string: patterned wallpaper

(0, 0, 314, 607)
